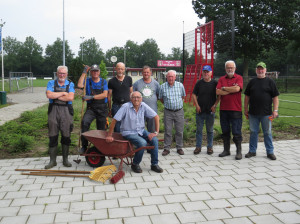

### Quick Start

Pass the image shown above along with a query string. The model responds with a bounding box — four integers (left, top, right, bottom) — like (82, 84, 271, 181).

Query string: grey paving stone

(211, 182, 235, 191)
(187, 192, 212, 201)
(96, 218, 123, 224)
(0, 199, 11, 207)
(95, 199, 118, 209)
(0, 207, 20, 217)
(158, 202, 185, 213)
(106, 190, 128, 199)
(4, 191, 28, 199)
(249, 214, 284, 224)
(150, 213, 180, 224)
(164, 194, 189, 203)
(208, 190, 234, 199)
(44, 202, 69, 213)
(201, 208, 232, 221)
(181, 201, 209, 211)
(50, 187, 72, 196)
(119, 197, 143, 207)
(249, 203, 281, 215)
(269, 184, 297, 193)
(274, 212, 300, 223)
(19, 204, 45, 215)
(170, 185, 194, 194)
(35, 195, 59, 205)
(176, 211, 206, 223)
(250, 195, 278, 204)
(83, 192, 105, 201)
(223, 217, 253, 224)
(55, 211, 82, 223)
(229, 188, 256, 197)
(82, 209, 108, 220)
(225, 206, 256, 217)
(270, 192, 299, 202)
(133, 204, 160, 216)
(11, 197, 36, 206)
(155, 179, 177, 187)
(205, 199, 232, 209)
(149, 187, 172, 196)
(124, 216, 152, 224)
(142, 195, 166, 205)
(28, 189, 50, 197)
(108, 207, 134, 218)
(227, 197, 256, 207)
(59, 193, 82, 203)
(272, 201, 300, 213)
(70, 201, 94, 212)
(0, 215, 29, 224)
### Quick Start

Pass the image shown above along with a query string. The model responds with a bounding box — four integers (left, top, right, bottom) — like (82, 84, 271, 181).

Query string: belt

(165, 107, 183, 112)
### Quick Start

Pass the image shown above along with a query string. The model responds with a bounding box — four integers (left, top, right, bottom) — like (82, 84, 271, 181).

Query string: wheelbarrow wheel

(85, 146, 106, 167)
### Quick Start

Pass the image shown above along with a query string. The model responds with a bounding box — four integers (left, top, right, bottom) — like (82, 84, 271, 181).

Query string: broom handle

(78, 68, 88, 148)
(15, 169, 90, 174)
(21, 172, 89, 178)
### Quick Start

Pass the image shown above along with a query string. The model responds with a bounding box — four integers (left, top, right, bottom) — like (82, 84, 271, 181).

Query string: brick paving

(0, 140, 300, 223)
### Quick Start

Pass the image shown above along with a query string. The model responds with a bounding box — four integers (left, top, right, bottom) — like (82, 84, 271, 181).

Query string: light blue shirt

(158, 81, 186, 110)
(46, 79, 75, 104)
(114, 102, 157, 136)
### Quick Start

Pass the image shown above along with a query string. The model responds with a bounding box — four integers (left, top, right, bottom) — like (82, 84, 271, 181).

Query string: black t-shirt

(244, 77, 279, 115)
(108, 76, 132, 104)
(192, 79, 218, 113)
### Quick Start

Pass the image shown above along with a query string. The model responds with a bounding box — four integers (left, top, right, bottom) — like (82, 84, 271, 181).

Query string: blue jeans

(111, 104, 122, 133)
(220, 110, 243, 141)
(123, 130, 159, 166)
(249, 114, 274, 154)
(196, 112, 215, 148)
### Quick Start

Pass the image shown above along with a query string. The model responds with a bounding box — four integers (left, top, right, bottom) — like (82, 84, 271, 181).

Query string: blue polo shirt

(85, 77, 108, 104)
(46, 79, 75, 104)
(114, 102, 157, 136)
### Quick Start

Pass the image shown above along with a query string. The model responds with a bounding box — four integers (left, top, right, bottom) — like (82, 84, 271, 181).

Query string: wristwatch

(274, 110, 278, 112)
(154, 131, 158, 135)
(222, 86, 225, 91)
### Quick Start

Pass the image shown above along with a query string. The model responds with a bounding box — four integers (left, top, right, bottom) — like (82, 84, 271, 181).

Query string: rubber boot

(233, 136, 242, 160)
(219, 136, 231, 157)
(62, 144, 72, 167)
(45, 146, 58, 169)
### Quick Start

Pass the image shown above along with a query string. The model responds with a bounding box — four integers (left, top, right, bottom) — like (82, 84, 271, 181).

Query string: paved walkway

(0, 140, 299, 224)
(0, 87, 48, 126)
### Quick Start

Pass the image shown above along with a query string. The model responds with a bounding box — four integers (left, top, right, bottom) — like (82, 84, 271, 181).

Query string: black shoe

(162, 149, 170, 156)
(177, 149, 184, 155)
(79, 147, 86, 154)
(131, 164, 142, 173)
(219, 151, 230, 157)
(245, 152, 256, 158)
(267, 154, 277, 160)
(151, 165, 163, 173)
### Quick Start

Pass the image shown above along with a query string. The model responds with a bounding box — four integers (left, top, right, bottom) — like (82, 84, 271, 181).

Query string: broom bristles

(89, 165, 117, 183)
(110, 170, 125, 184)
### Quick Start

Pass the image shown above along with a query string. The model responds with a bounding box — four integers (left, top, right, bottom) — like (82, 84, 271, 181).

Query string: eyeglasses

(58, 72, 67, 75)
(131, 96, 141, 99)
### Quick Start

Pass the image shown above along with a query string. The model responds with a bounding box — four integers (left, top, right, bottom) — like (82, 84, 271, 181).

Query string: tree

(139, 38, 162, 68)
(192, 0, 300, 78)
(99, 60, 108, 80)
(44, 38, 74, 75)
(105, 46, 124, 67)
(124, 40, 141, 68)
(3, 36, 22, 73)
(68, 57, 84, 85)
(79, 37, 105, 66)
(19, 36, 43, 73)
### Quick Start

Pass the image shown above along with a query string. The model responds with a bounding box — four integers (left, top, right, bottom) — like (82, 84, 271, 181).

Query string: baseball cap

(256, 62, 266, 68)
(203, 65, 212, 71)
(90, 64, 100, 71)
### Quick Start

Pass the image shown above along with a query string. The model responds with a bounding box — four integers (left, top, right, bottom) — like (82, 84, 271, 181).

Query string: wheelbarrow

(81, 130, 154, 174)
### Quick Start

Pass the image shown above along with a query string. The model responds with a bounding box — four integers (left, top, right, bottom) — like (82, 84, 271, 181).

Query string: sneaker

(194, 147, 201, 154)
(131, 164, 142, 173)
(177, 149, 184, 155)
(151, 165, 163, 173)
(162, 149, 170, 156)
(79, 147, 86, 154)
(267, 154, 277, 160)
(245, 152, 256, 158)
(207, 147, 213, 155)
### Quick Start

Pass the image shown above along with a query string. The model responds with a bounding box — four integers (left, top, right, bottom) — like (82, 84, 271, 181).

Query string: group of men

(45, 60, 279, 173)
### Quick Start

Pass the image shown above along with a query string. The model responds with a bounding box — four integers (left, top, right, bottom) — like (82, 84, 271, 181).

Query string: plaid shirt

(159, 81, 186, 110)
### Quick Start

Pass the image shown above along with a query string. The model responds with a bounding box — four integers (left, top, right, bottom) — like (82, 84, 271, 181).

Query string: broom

(16, 165, 117, 183)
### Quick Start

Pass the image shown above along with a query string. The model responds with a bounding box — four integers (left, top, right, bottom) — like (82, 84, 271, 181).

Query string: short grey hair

(130, 91, 142, 98)
(167, 70, 176, 76)
(225, 60, 236, 68)
(57, 65, 68, 73)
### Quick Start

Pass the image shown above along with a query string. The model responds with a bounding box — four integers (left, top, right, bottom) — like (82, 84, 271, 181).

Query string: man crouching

(106, 91, 163, 173)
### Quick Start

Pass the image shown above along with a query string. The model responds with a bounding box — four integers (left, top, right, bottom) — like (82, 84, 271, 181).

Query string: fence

(9, 72, 33, 93)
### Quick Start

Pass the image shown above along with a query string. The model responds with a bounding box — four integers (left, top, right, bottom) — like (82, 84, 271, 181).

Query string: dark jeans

(220, 110, 242, 141)
(111, 103, 122, 133)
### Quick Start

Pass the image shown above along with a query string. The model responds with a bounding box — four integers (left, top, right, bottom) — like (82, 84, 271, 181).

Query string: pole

(124, 48, 126, 65)
(63, 0, 65, 66)
(182, 21, 185, 82)
(0, 20, 5, 91)
(80, 36, 84, 61)
(231, 10, 235, 60)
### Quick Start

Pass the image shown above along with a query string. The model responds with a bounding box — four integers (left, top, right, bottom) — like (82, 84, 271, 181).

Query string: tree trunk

(243, 57, 249, 84)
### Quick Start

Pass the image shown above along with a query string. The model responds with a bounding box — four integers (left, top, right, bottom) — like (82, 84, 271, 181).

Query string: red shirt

(216, 74, 243, 111)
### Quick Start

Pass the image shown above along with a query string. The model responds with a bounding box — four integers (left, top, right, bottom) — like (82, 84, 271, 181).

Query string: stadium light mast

(80, 36, 85, 61)
(63, 0, 65, 66)
(0, 19, 5, 91)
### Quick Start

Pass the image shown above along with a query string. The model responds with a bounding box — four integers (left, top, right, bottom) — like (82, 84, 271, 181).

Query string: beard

(227, 72, 234, 77)
(58, 77, 65, 82)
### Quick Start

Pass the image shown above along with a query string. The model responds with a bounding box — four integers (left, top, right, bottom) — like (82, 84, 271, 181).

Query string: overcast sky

(1, 0, 204, 57)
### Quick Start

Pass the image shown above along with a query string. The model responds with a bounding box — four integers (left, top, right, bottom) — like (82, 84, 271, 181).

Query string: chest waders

(81, 79, 108, 150)
(45, 80, 73, 169)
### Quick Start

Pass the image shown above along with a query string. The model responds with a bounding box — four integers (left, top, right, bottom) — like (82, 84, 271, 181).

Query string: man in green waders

(45, 65, 75, 169)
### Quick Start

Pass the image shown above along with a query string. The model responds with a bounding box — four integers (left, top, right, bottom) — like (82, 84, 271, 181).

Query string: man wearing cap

(216, 60, 243, 160)
(159, 70, 186, 156)
(192, 65, 220, 155)
(244, 62, 279, 160)
(108, 62, 133, 133)
(45, 65, 75, 169)
(78, 64, 108, 153)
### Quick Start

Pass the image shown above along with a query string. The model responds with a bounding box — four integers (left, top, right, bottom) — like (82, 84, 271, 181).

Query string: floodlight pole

(63, 0, 65, 66)
(80, 36, 85, 61)
(0, 19, 5, 91)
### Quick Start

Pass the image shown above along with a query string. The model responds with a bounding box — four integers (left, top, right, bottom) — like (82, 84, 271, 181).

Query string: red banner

(157, 60, 181, 67)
